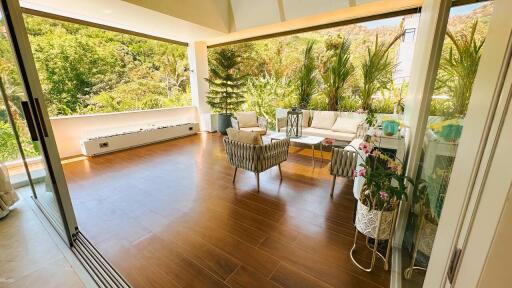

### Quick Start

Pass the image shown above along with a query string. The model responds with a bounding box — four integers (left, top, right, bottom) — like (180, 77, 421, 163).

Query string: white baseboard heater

(80, 122, 199, 156)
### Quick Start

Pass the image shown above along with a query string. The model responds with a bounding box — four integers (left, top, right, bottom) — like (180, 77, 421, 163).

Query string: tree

(322, 37, 354, 111)
(205, 48, 247, 114)
(296, 41, 317, 109)
(359, 31, 403, 111)
(436, 21, 484, 116)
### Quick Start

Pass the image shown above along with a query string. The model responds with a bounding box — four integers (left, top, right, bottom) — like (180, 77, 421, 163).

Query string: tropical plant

(436, 21, 485, 116)
(322, 37, 354, 111)
(296, 41, 317, 109)
(205, 48, 247, 114)
(356, 141, 425, 211)
(359, 31, 404, 111)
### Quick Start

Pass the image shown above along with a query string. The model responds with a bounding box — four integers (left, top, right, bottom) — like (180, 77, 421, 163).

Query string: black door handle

(21, 101, 38, 141)
(33, 97, 49, 138)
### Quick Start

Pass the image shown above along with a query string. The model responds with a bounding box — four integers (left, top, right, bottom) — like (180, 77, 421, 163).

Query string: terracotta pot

(355, 200, 396, 240)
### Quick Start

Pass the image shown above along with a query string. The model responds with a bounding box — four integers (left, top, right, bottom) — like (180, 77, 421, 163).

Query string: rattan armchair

(329, 147, 358, 198)
(231, 115, 268, 135)
(223, 137, 290, 192)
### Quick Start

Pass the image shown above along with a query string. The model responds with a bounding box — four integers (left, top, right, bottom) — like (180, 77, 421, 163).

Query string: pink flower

(359, 142, 371, 155)
(379, 191, 389, 200)
(358, 168, 366, 177)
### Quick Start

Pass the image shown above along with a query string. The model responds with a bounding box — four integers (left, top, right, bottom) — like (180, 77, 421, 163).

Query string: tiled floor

(0, 189, 86, 288)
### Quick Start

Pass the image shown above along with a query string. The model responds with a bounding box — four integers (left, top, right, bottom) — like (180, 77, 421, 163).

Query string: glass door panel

(401, 2, 494, 286)
(0, 0, 75, 244)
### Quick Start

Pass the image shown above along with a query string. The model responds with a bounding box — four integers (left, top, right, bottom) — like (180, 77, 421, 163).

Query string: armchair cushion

(235, 112, 258, 128)
(240, 127, 266, 135)
(226, 128, 262, 145)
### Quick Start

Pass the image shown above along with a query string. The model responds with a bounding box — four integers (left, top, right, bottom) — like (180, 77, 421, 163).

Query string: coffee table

(267, 132, 324, 167)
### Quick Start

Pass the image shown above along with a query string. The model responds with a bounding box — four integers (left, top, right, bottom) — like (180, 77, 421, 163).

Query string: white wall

(50, 106, 198, 158)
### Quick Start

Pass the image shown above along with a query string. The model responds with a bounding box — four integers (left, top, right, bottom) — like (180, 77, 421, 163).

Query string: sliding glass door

(0, 0, 76, 245)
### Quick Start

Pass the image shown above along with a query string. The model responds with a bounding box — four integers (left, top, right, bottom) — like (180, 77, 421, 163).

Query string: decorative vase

(354, 200, 396, 240)
(217, 113, 233, 135)
(440, 124, 463, 142)
(382, 120, 399, 136)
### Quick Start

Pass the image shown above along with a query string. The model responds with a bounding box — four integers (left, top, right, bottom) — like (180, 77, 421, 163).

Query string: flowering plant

(356, 141, 421, 211)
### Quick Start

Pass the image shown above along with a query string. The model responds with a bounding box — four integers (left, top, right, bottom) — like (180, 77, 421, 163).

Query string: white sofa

(276, 109, 367, 142)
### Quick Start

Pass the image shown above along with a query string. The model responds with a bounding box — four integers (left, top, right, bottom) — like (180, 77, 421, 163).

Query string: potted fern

(205, 48, 247, 134)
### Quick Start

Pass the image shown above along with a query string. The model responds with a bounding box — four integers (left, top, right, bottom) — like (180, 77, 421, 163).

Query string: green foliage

(360, 32, 403, 111)
(205, 48, 247, 114)
(322, 37, 354, 111)
(0, 121, 19, 162)
(436, 21, 484, 116)
(296, 41, 317, 109)
(24, 15, 190, 117)
(244, 73, 294, 129)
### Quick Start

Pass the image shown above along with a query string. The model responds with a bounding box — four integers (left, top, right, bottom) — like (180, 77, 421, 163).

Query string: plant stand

(350, 201, 399, 272)
(404, 212, 437, 279)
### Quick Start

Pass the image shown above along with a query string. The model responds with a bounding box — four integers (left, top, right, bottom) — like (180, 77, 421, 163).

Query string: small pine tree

(205, 48, 247, 114)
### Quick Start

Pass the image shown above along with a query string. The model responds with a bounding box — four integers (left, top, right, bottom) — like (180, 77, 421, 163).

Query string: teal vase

(382, 120, 399, 136)
(440, 124, 463, 142)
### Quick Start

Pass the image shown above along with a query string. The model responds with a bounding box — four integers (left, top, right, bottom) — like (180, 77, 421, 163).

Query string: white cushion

(331, 117, 361, 133)
(240, 127, 266, 135)
(310, 111, 338, 130)
(235, 112, 258, 128)
(302, 110, 310, 127)
(302, 127, 355, 142)
(226, 128, 262, 145)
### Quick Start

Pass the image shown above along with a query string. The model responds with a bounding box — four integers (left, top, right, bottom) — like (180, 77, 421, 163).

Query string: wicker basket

(355, 201, 396, 240)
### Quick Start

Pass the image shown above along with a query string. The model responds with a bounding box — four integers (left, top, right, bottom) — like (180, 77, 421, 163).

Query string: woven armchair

(224, 137, 290, 192)
(330, 147, 358, 197)
(231, 116, 268, 135)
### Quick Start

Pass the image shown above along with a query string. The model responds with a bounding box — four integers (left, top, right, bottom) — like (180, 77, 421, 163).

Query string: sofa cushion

(302, 127, 355, 142)
(240, 127, 266, 136)
(235, 112, 258, 128)
(331, 117, 361, 133)
(227, 128, 262, 145)
(310, 111, 338, 130)
(302, 110, 310, 127)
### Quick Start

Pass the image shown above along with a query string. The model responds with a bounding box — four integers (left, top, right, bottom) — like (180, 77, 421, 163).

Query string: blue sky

(360, 2, 484, 29)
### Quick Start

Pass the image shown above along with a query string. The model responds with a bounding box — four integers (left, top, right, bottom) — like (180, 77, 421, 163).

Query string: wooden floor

(62, 133, 391, 288)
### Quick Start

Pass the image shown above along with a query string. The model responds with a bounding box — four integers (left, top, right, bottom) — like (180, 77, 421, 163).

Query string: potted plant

(350, 141, 424, 271)
(430, 118, 463, 142)
(205, 48, 247, 134)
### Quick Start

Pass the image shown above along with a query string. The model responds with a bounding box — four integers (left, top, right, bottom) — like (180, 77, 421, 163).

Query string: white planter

(355, 200, 396, 240)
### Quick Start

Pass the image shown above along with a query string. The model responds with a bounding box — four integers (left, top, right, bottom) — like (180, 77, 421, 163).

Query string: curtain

(0, 162, 18, 214)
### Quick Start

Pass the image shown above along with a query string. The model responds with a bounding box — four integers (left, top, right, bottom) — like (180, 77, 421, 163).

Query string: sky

(360, 2, 485, 30)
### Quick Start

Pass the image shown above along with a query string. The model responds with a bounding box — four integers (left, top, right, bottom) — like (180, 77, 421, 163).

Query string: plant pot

(217, 113, 232, 135)
(382, 120, 399, 136)
(440, 124, 463, 142)
(355, 200, 396, 240)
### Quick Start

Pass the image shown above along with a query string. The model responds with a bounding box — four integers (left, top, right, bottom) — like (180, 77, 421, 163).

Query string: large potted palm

(205, 48, 247, 134)
(322, 37, 354, 111)
(359, 32, 404, 121)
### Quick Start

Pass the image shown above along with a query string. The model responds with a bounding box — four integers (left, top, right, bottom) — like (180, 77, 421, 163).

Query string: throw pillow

(310, 111, 338, 130)
(331, 117, 361, 133)
(235, 112, 258, 128)
(302, 110, 310, 127)
(226, 128, 262, 145)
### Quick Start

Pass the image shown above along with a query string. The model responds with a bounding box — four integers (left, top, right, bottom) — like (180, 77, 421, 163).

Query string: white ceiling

(20, 0, 423, 45)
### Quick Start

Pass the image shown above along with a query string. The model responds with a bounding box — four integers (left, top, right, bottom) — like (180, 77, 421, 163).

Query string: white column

(188, 41, 214, 132)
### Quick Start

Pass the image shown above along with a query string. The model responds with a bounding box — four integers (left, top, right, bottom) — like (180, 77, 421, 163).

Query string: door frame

(1, 0, 77, 246)
(422, 0, 512, 286)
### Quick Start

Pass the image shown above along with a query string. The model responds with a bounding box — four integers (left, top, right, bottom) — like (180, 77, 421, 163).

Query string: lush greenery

(25, 15, 191, 116)
(0, 15, 191, 162)
(322, 37, 354, 111)
(296, 41, 318, 110)
(205, 48, 247, 114)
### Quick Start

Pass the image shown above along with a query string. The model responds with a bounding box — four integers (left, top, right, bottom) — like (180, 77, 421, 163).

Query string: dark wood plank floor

(62, 133, 390, 288)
